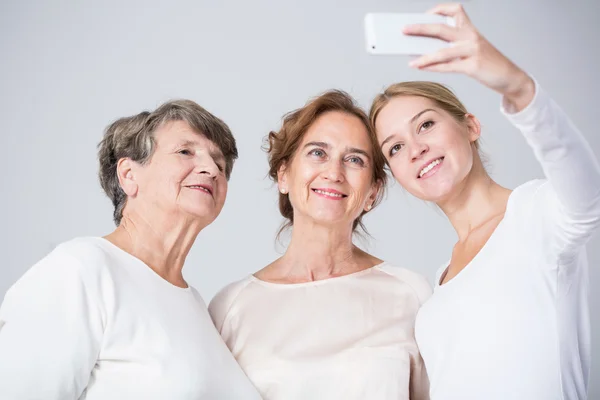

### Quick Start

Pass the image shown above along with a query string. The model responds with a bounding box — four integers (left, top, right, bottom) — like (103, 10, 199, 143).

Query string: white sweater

(0, 237, 261, 400)
(415, 82, 600, 400)
(209, 263, 432, 400)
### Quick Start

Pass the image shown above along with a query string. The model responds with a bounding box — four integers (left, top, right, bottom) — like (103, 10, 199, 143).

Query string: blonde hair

(369, 81, 479, 150)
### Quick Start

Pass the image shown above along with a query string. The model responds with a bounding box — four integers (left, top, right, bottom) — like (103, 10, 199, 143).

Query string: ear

(277, 162, 289, 194)
(364, 179, 383, 212)
(464, 113, 482, 144)
(116, 158, 139, 197)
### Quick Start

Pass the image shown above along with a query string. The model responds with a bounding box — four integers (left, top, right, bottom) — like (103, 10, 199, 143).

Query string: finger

(403, 23, 458, 43)
(416, 58, 471, 74)
(426, 2, 473, 25)
(409, 42, 474, 68)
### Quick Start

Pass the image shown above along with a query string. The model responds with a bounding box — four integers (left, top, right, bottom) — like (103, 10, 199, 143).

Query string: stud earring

(366, 204, 372, 211)
(280, 188, 287, 194)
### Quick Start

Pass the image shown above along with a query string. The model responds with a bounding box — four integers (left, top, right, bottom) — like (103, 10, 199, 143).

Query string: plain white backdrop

(1, 0, 599, 396)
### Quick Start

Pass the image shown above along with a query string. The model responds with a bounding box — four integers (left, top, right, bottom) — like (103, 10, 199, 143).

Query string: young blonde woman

(370, 3, 600, 399)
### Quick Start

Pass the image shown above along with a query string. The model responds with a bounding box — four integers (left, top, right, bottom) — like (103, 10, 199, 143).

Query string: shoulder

(54, 237, 116, 264)
(1, 238, 114, 320)
(5, 238, 114, 300)
(208, 276, 254, 333)
(511, 179, 548, 201)
(506, 179, 562, 223)
(378, 263, 433, 306)
(512, 178, 570, 206)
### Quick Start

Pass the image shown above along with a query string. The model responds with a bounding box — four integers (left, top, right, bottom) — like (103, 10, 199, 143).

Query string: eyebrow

(303, 141, 371, 159)
(210, 150, 226, 164)
(178, 139, 198, 148)
(178, 139, 225, 163)
(380, 108, 437, 150)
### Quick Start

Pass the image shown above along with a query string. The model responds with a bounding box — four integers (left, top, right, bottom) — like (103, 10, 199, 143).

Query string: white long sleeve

(502, 81, 600, 258)
(0, 237, 261, 400)
(415, 81, 600, 400)
(0, 246, 103, 399)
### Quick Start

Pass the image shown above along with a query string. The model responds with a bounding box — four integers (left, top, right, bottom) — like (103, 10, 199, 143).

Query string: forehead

(302, 111, 371, 148)
(155, 120, 222, 154)
(376, 96, 439, 129)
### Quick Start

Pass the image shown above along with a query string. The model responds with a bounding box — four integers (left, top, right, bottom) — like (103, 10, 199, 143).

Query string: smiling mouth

(418, 157, 444, 178)
(311, 188, 347, 199)
(186, 185, 213, 196)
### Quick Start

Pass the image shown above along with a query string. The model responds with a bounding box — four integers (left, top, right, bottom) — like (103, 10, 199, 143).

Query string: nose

(194, 156, 220, 179)
(322, 160, 345, 183)
(410, 141, 429, 162)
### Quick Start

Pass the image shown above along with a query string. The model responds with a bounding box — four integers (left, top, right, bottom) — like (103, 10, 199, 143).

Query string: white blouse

(209, 263, 432, 400)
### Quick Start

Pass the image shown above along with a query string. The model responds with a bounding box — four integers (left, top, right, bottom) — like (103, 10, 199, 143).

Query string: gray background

(1, 0, 599, 396)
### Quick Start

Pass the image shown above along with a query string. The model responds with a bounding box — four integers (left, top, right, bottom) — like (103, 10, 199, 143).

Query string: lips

(418, 157, 444, 179)
(311, 188, 347, 199)
(186, 184, 213, 196)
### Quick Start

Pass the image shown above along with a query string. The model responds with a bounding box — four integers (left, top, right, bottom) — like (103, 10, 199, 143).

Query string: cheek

(348, 169, 375, 195)
(387, 157, 412, 186)
(290, 163, 319, 188)
(448, 136, 474, 173)
(177, 162, 196, 180)
(137, 168, 165, 193)
(218, 181, 228, 203)
(154, 161, 190, 185)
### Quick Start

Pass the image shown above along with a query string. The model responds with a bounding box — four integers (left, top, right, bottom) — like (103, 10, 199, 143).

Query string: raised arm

(404, 2, 600, 253)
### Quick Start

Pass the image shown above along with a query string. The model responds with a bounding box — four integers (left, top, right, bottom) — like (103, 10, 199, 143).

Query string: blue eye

(309, 149, 325, 157)
(347, 156, 365, 166)
(178, 149, 192, 155)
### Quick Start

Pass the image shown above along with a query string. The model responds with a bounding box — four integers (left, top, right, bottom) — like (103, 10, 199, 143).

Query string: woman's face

(130, 120, 228, 225)
(375, 95, 480, 203)
(279, 111, 379, 229)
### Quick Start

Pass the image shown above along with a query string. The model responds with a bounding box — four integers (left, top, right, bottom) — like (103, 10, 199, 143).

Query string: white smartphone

(364, 13, 455, 55)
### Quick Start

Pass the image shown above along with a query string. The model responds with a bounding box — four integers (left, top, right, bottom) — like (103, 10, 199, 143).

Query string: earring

(280, 188, 287, 194)
(366, 204, 372, 211)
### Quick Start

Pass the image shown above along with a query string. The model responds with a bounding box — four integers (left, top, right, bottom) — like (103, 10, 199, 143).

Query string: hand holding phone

(366, 3, 534, 107)
(364, 13, 455, 56)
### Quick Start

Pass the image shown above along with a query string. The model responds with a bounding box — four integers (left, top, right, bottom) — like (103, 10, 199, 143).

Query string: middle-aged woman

(0, 100, 260, 399)
(209, 90, 432, 400)
(370, 3, 600, 399)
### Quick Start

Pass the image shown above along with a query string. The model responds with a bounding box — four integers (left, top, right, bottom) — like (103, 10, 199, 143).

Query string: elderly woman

(209, 90, 431, 400)
(0, 100, 260, 399)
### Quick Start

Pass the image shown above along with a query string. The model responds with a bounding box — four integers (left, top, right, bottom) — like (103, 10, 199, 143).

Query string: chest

(229, 297, 416, 400)
(90, 285, 241, 397)
(223, 282, 422, 384)
(416, 241, 557, 363)
(443, 216, 504, 284)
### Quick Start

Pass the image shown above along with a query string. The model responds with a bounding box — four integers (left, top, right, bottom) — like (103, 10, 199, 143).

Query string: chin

(307, 211, 355, 228)
(422, 186, 457, 203)
(403, 183, 450, 203)
(183, 205, 220, 222)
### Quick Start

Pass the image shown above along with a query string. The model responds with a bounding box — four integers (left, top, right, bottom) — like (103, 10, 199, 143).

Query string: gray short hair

(98, 99, 238, 226)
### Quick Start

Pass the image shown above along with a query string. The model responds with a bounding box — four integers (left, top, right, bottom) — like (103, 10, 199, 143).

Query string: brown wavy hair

(265, 90, 387, 237)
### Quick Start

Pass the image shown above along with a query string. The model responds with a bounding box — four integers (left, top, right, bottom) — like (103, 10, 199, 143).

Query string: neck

(104, 206, 206, 288)
(437, 160, 511, 240)
(276, 216, 372, 282)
